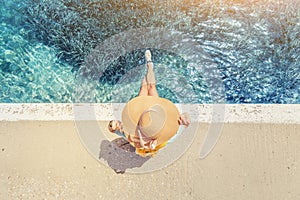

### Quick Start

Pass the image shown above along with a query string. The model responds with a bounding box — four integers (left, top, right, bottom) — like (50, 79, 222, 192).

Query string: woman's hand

(178, 112, 190, 127)
(108, 120, 122, 133)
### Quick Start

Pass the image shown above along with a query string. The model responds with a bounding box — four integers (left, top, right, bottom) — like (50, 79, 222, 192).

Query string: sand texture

(1, 120, 300, 199)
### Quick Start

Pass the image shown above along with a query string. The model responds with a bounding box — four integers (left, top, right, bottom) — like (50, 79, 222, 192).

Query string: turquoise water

(0, 0, 299, 103)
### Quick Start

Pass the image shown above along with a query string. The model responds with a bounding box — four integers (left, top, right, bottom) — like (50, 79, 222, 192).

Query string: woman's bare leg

(138, 77, 148, 96)
(146, 62, 159, 96)
(144, 50, 159, 97)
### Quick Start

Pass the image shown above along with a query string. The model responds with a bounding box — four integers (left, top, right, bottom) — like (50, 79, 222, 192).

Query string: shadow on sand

(99, 138, 150, 174)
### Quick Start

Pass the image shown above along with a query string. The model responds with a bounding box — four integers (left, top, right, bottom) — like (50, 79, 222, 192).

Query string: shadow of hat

(99, 138, 150, 174)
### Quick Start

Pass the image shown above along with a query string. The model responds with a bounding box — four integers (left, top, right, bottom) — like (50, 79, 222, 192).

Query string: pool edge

(0, 103, 299, 124)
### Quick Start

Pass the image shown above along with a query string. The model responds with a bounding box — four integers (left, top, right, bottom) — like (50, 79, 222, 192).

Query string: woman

(108, 50, 190, 157)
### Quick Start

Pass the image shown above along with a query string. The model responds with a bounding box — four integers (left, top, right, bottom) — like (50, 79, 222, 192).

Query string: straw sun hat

(122, 96, 180, 149)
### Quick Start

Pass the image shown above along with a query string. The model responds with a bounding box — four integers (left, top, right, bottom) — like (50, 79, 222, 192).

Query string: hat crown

(138, 104, 166, 138)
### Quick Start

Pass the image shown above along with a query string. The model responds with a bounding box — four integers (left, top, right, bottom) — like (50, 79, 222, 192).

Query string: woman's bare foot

(145, 50, 152, 62)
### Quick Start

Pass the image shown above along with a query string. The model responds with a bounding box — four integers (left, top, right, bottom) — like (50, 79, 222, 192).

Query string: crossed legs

(138, 50, 159, 97)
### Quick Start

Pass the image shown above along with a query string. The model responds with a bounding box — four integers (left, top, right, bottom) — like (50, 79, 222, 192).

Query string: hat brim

(122, 96, 180, 146)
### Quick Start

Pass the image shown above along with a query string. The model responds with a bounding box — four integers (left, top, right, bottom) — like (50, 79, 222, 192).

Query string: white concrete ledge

(0, 103, 299, 124)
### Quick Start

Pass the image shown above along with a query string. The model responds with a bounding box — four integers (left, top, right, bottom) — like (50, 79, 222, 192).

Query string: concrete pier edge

(0, 103, 299, 124)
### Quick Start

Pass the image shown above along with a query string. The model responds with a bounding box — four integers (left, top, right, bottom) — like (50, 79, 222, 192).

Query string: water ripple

(1, 0, 299, 103)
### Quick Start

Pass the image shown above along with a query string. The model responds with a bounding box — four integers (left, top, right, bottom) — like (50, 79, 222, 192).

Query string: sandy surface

(1, 120, 300, 200)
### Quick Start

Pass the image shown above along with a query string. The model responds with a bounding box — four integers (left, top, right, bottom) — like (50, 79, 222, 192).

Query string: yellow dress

(134, 141, 168, 157)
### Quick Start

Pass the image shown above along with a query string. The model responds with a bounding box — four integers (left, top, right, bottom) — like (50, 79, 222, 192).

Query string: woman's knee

(148, 84, 159, 96)
(138, 84, 148, 96)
